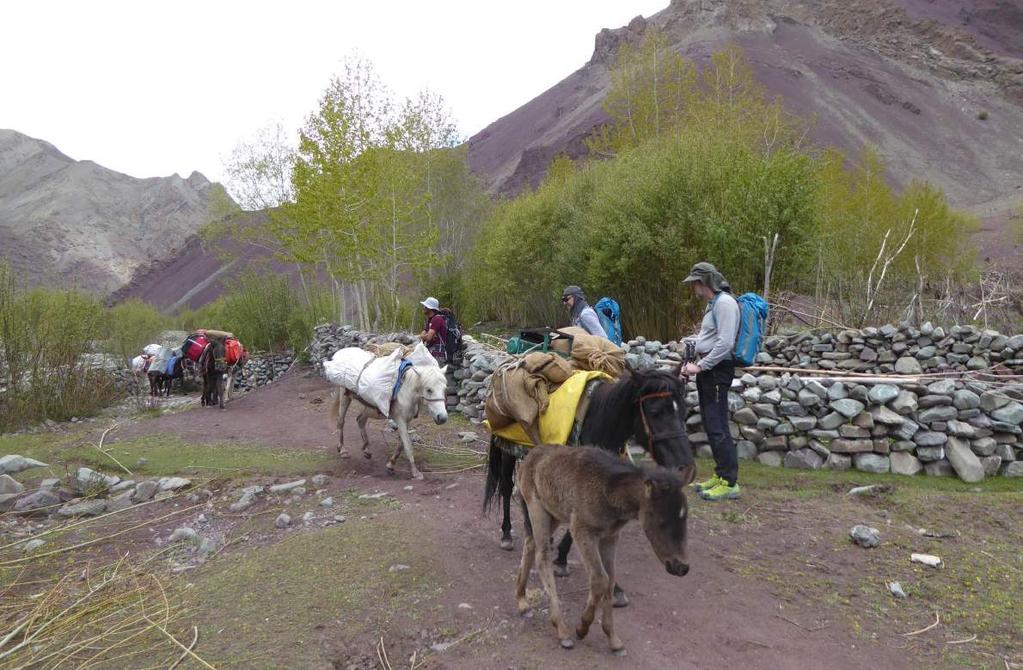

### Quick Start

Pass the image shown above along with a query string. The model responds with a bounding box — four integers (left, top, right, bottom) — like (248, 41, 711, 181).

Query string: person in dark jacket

(562, 286, 608, 338)
(681, 262, 741, 501)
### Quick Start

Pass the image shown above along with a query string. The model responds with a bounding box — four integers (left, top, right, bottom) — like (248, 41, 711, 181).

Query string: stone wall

(309, 322, 1023, 480)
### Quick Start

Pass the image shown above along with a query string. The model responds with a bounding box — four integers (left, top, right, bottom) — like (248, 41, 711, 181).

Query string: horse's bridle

(410, 367, 447, 407)
(636, 391, 687, 455)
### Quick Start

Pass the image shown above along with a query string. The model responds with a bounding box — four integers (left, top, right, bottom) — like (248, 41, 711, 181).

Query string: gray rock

(736, 440, 758, 460)
(830, 398, 865, 419)
(0, 454, 48, 475)
(926, 379, 956, 396)
(110, 480, 135, 493)
(22, 539, 46, 554)
(784, 449, 824, 470)
(761, 389, 782, 404)
(818, 412, 847, 430)
(980, 391, 1010, 412)
(891, 440, 917, 452)
(849, 525, 881, 548)
(1007, 334, 1023, 351)
(830, 439, 874, 454)
(1001, 462, 1023, 477)
(0, 474, 25, 495)
(916, 446, 945, 462)
(275, 513, 292, 529)
(915, 346, 936, 360)
(757, 376, 779, 391)
(853, 453, 890, 474)
(39, 478, 60, 490)
(894, 357, 923, 375)
(319, 496, 334, 507)
(269, 479, 307, 494)
(808, 440, 831, 457)
(946, 420, 976, 438)
(804, 380, 828, 400)
(925, 460, 955, 477)
(75, 467, 109, 492)
(888, 582, 908, 599)
(918, 405, 958, 423)
(827, 382, 849, 401)
(742, 387, 762, 403)
(790, 416, 818, 432)
(58, 499, 108, 517)
(980, 455, 1002, 476)
(756, 451, 783, 467)
(893, 419, 920, 442)
(779, 401, 808, 418)
(695, 444, 713, 458)
(169, 527, 198, 544)
(14, 490, 61, 513)
(839, 425, 871, 439)
(733, 408, 758, 425)
(918, 394, 953, 408)
(890, 390, 918, 415)
(797, 388, 822, 407)
(953, 390, 981, 410)
(890, 452, 923, 476)
(311, 474, 330, 487)
(991, 402, 1023, 426)
(826, 453, 852, 470)
(913, 431, 947, 447)
(107, 491, 134, 512)
(158, 477, 192, 492)
(870, 406, 905, 426)
(971, 437, 997, 457)
(132, 480, 159, 502)
(867, 384, 900, 405)
(945, 437, 984, 482)
(302, 511, 315, 523)
(229, 493, 256, 512)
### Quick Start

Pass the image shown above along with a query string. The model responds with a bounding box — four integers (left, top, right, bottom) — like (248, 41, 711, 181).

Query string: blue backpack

(711, 292, 769, 367)
(594, 297, 622, 346)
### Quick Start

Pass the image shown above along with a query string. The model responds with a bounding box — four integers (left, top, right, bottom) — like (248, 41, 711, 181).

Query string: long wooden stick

(902, 611, 941, 637)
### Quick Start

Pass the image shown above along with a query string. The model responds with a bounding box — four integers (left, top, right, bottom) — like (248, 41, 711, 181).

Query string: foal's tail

(483, 436, 504, 513)
(328, 389, 341, 424)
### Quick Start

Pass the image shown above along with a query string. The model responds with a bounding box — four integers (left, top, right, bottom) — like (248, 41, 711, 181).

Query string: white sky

(2, 1, 667, 183)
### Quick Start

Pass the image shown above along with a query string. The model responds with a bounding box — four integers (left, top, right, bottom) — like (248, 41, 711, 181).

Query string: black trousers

(696, 360, 738, 485)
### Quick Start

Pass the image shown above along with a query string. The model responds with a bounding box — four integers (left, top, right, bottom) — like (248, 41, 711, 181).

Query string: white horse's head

(414, 365, 449, 425)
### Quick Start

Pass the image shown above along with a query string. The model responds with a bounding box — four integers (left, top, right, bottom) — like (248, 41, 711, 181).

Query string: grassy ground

(691, 457, 1023, 669)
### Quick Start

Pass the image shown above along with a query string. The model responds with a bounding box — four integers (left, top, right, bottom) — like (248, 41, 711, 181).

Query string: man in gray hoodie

(681, 262, 741, 501)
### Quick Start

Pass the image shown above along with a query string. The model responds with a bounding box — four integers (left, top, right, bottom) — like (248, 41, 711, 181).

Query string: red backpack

(225, 338, 247, 366)
(182, 332, 210, 362)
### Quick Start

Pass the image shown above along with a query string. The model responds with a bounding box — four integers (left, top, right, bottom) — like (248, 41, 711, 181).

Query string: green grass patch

(188, 514, 443, 668)
(2, 432, 333, 479)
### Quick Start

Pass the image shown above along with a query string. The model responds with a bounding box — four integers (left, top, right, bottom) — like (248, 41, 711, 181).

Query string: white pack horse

(329, 365, 449, 479)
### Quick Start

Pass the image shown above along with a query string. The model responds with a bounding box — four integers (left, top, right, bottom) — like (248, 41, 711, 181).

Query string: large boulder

(853, 453, 890, 474)
(894, 357, 923, 375)
(829, 399, 865, 419)
(890, 452, 923, 476)
(0, 455, 48, 475)
(0, 474, 26, 495)
(784, 449, 824, 470)
(13, 490, 61, 514)
(867, 384, 900, 405)
(945, 437, 985, 483)
(991, 403, 1023, 426)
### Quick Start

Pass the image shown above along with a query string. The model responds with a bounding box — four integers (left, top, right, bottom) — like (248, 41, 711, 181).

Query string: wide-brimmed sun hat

(420, 297, 440, 310)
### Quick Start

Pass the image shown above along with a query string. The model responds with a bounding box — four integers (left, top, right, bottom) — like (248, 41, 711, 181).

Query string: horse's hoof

(499, 537, 514, 551)
(559, 638, 574, 650)
(576, 625, 589, 640)
(339, 450, 351, 460)
(612, 648, 627, 657)
(553, 563, 570, 578)
(412, 472, 425, 481)
(612, 590, 630, 609)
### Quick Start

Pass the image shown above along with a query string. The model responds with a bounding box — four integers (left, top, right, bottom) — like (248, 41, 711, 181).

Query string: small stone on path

(275, 513, 292, 529)
(888, 582, 907, 599)
(389, 564, 411, 573)
(849, 525, 881, 548)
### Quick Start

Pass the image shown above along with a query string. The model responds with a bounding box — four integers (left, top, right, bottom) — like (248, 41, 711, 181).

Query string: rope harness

(636, 390, 687, 455)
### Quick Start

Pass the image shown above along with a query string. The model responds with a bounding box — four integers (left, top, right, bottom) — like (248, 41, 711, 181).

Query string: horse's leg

(598, 534, 625, 654)
(515, 514, 537, 615)
(571, 524, 610, 644)
(335, 392, 353, 457)
(529, 503, 573, 648)
(553, 530, 573, 577)
(394, 419, 423, 480)
(499, 452, 515, 550)
(217, 373, 227, 409)
(357, 410, 373, 460)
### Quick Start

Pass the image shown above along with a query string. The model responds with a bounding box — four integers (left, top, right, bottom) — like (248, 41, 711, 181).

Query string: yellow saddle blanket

(486, 370, 610, 447)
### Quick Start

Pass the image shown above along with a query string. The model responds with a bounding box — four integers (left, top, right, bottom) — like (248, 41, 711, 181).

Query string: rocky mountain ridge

(0, 129, 219, 294)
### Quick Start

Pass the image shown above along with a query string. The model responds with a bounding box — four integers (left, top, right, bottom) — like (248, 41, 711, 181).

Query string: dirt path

(104, 371, 925, 669)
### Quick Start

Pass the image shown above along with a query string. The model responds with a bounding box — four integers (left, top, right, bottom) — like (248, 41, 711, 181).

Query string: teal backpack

(711, 292, 769, 367)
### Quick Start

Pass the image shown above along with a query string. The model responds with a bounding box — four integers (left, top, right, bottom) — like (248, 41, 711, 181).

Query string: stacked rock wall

(309, 322, 1023, 480)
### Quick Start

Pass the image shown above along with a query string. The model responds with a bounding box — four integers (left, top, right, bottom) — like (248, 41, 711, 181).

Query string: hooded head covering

(562, 285, 589, 322)
(682, 262, 730, 293)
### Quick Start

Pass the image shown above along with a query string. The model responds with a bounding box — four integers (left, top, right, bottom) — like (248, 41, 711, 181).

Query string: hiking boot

(700, 482, 741, 501)
(692, 474, 724, 492)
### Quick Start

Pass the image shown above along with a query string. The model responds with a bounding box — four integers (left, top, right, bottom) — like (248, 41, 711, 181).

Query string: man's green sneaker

(700, 481, 741, 501)
(692, 474, 724, 492)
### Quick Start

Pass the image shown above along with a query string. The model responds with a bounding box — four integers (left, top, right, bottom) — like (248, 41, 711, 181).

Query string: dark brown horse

(484, 369, 693, 606)
(198, 338, 230, 409)
(515, 445, 695, 654)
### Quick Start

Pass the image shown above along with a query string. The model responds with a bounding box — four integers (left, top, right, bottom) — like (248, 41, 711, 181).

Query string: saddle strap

(568, 378, 604, 446)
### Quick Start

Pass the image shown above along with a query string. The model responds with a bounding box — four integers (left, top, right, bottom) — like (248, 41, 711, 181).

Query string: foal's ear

(678, 463, 697, 488)
(644, 479, 655, 498)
